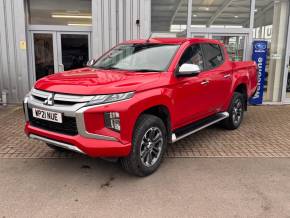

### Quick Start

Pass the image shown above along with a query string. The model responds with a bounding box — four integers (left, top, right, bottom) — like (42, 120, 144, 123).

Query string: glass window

(93, 44, 179, 72)
(33, 33, 54, 80)
(179, 44, 204, 71)
(60, 34, 89, 71)
(28, 0, 92, 26)
(151, 0, 188, 36)
(189, 0, 251, 28)
(202, 43, 224, 69)
(151, 0, 251, 35)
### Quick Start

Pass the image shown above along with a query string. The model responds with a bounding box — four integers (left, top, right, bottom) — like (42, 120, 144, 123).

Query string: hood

(34, 67, 162, 95)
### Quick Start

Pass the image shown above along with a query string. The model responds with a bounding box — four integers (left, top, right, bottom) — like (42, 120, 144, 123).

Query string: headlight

(86, 92, 134, 106)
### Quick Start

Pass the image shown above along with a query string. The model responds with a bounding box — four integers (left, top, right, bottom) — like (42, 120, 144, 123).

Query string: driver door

(172, 44, 212, 128)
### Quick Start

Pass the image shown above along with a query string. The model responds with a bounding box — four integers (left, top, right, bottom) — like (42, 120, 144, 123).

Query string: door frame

(281, 16, 290, 103)
(27, 25, 92, 85)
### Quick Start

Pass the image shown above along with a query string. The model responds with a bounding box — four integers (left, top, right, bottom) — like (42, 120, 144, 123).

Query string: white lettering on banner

(253, 57, 263, 99)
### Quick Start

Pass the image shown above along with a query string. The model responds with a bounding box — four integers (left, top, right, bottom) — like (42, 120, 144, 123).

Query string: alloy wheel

(232, 98, 243, 125)
(140, 127, 163, 167)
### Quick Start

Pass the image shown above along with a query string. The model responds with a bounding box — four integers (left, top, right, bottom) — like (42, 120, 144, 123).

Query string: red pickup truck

(24, 38, 257, 176)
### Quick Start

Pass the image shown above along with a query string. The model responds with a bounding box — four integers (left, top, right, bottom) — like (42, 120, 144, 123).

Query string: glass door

(286, 61, 290, 98)
(190, 33, 207, 38)
(31, 32, 57, 80)
(31, 31, 90, 81)
(282, 55, 290, 102)
(188, 30, 249, 61)
(282, 20, 290, 103)
(211, 34, 247, 61)
(56, 32, 90, 72)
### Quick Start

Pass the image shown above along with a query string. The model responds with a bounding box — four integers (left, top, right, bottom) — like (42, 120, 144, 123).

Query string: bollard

(1, 90, 7, 106)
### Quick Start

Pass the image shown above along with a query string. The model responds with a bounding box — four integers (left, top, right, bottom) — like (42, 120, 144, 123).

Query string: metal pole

(249, 0, 255, 29)
(247, 0, 256, 60)
(186, 0, 192, 38)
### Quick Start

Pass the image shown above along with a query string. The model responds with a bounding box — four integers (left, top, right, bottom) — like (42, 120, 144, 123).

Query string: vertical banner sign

(250, 40, 268, 105)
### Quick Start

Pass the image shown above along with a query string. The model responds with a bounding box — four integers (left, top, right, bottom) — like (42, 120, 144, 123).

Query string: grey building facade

(0, 0, 150, 104)
(1, 0, 290, 104)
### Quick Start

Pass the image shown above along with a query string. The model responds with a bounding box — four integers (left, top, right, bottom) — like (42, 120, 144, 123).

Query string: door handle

(224, 74, 231, 78)
(201, 80, 209, 85)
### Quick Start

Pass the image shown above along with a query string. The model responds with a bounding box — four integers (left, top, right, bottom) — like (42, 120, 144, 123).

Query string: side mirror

(87, 59, 97, 67)
(177, 63, 201, 77)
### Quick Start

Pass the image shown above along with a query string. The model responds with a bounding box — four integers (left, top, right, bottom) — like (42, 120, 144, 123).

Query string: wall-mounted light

(52, 14, 92, 19)
(198, 7, 209, 11)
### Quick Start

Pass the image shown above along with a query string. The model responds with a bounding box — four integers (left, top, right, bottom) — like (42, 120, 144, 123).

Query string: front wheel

(222, 92, 245, 130)
(121, 114, 167, 177)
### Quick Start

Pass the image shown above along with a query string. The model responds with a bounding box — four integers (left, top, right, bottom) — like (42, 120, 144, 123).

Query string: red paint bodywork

(26, 38, 257, 157)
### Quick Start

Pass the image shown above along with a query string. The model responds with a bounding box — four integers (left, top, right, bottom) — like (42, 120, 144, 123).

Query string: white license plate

(32, 108, 62, 123)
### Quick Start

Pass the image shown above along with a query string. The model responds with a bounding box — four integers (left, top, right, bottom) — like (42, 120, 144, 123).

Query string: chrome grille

(31, 88, 94, 105)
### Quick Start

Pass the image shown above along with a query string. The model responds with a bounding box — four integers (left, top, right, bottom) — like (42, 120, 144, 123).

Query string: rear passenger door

(201, 43, 232, 112)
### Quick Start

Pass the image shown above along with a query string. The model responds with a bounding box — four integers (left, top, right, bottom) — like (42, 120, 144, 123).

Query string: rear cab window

(201, 43, 224, 70)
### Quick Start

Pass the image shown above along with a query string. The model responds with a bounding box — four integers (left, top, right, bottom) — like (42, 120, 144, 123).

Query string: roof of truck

(124, 37, 222, 45)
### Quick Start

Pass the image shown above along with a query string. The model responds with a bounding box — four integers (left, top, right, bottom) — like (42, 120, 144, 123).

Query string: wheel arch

(136, 105, 172, 142)
(234, 83, 248, 111)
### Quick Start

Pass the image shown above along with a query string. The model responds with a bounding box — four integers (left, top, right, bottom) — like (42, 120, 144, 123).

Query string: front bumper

(23, 89, 131, 157)
(25, 123, 131, 157)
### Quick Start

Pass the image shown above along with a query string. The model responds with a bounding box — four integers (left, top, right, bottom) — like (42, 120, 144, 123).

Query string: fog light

(104, 112, 120, 132)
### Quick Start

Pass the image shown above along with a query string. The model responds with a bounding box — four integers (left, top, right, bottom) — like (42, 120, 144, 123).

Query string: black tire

(46, 143, 67, 152)
(121, 114, 167, 177)
(222, 92, 245, 130)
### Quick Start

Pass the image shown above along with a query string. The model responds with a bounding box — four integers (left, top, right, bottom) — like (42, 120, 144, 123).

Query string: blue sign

(249, 40, 268, 105)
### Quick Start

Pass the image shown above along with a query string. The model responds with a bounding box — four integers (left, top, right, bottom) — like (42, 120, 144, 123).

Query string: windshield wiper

(130, 69, 163, 72)
(95, 66, 162, 72)
(95, 66, 123, 70)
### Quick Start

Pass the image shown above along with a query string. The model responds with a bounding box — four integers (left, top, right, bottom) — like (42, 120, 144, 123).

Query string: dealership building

(0, 0, 290, 104)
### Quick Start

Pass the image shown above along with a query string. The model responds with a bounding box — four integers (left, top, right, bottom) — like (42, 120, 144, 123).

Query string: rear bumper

(25, 122, 131, 157)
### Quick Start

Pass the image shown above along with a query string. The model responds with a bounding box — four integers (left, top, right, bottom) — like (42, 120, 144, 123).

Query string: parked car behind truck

(23, 38, 257, 176)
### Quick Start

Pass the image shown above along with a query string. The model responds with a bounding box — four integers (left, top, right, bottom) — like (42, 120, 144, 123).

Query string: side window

(202, 43, 224, 69)
(178, 44, 204, 71)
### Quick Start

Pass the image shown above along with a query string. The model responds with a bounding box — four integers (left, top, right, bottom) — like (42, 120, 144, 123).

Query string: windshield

(93, 43, 179, 72)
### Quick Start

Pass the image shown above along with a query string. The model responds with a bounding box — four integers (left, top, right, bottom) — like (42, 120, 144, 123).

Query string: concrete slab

(0, 158, 290, 217)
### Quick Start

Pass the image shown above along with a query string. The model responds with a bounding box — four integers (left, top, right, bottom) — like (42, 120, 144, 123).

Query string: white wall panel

(92, 0, 151, 58)
(0, 0, 29, 103)
(117, 1, 124, 43)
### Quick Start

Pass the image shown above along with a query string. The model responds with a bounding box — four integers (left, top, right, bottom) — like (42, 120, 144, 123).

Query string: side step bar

(172, 112, 229, 143)
(29, 134, 85, 154)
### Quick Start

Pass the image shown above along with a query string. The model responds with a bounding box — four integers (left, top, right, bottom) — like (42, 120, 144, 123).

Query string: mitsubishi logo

(43, 93, 55, 106)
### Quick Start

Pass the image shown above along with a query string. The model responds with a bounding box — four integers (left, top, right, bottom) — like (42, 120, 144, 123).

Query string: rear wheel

(121, 114, 167, 177)
(222, 92, 245, 130)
